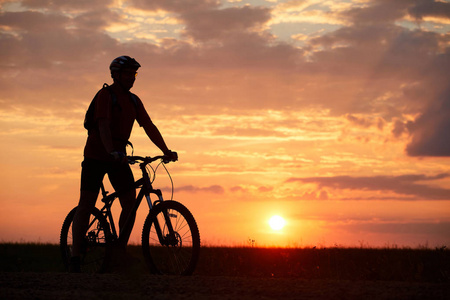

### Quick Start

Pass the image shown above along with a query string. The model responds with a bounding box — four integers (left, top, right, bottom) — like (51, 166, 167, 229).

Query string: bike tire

(141, 200, 200, 275)
(60, 206, 111, 273)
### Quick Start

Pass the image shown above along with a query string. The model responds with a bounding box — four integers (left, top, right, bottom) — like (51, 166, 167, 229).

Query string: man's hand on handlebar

(164, 150, 178, 163)
(126, 151, 178, 165)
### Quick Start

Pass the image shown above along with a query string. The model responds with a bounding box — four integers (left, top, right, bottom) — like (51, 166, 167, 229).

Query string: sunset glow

(1, 0, 450, 248)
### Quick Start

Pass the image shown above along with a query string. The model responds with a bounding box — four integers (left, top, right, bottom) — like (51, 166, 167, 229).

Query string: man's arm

(143, 122, 170, 154)
(135, 97, 177, 160)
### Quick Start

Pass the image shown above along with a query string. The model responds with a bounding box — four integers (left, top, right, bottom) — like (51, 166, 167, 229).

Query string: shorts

(80, 158, 135, 194)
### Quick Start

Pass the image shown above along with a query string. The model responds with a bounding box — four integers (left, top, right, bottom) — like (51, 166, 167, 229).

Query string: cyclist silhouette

(70, 56, 177, 273)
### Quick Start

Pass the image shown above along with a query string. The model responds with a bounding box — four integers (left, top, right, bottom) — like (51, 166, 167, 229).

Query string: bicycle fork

(145, 189, 178, 247)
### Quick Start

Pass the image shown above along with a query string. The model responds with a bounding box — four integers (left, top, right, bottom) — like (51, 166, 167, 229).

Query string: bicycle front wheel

(142, 200, 200, 275)
(60, 206, 111, 273)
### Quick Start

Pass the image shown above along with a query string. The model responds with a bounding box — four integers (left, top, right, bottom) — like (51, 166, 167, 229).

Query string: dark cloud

(346, 114, 385, 130)
(409, 0, 450, 20)
(181, 6, 271, 41)
(0, 10, 119, 69)
(309, 22, 440, 81)
(406, 87, 450, 156)
(0, 5, 123, 108)
(21, 0, 113, 10)
(73, 9, 123, 30)
(295, 213, 450, 236)
(304, 25, 446, 120)
(343, 0, 450, 25)
(307, 1, 450, 156)
(402, 45, 450, 156)
(0, 11, 68, 32)
(392, 119, 408, 138)
(343, 0, 410, 25)
(129, 0, 219, 14)
(0, 1, 119, 34)
(333, 221, 450, 237)
(129, 1, 296, 70)
(286, 173, 450, 200)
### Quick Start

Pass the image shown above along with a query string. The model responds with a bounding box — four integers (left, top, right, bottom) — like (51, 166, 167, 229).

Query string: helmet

(109, 56, 141, 73)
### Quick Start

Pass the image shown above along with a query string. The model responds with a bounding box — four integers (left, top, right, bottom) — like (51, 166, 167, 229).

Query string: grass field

(1, 243, 449, 282)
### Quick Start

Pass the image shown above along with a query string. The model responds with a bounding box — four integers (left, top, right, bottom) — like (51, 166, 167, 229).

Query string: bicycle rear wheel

(60, 207, 111, 273)
(142, 200, 200, 275)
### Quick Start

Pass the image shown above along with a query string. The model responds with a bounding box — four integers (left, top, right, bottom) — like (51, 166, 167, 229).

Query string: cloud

(343, 0, 409, 25)
(0, 10, 119, 69)
(0, 1, 300, 116)
(1, 0, 445, 118)
(406, 87, 450, 157)
(299, 190, 329, 200)
(296, 212, 450, 237)
(0, 10, 68, 32)
(72, 8, 124, 30)
(408, 0, 450, 21)
(392, 118, 408, 138)
(230, 185, 273, 194)
(176, 184, 225, 194)
(20, 0, 113, 11)
(286, 173, 450, 200)
(271, 0, 346, 26)
(302, 1, 450, 157)
(332, 221, 450, 237)
(181, 6, 272, 41)
(129, 0, 220, 14)
(342, 0, 450, 26)
(346, 114, 385, 130)
(1, 0, 450, 154)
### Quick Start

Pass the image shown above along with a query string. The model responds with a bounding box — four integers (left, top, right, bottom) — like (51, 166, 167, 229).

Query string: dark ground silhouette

(1, 244, 449, 299)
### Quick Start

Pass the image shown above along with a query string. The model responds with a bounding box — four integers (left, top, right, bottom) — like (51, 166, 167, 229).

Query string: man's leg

(109, 163, 136, 249)
(72, 190, 98, 257)
(107, 163, 140, 272)
(118, 188, 137, 248)
(70, 158, 104, 272)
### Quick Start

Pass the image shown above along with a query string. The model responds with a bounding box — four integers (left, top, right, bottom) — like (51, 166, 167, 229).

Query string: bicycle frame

(97, 156, 175, 245)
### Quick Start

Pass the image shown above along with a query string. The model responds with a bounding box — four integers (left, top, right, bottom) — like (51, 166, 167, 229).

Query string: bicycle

(60, 154, 201, 275)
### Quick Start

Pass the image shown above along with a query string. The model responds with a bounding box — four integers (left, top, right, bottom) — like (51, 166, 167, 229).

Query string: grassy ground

(1, 243, 449, 282)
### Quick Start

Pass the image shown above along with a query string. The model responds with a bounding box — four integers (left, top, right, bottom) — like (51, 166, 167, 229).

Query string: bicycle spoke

(60, 207, 110, 274)
(142, 201, 200, 275)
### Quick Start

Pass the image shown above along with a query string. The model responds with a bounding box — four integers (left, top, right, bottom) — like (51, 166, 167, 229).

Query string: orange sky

(1, 0, 450, 248)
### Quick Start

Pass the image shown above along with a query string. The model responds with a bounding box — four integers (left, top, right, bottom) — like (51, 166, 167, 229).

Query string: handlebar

(127, 155, 175, 165)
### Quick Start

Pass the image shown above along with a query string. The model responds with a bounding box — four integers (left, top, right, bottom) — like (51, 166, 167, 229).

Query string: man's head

(110, 56, 141, 90)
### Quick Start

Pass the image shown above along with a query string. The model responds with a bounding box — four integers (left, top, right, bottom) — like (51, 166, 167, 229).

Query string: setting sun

(269, 215, 286, 231)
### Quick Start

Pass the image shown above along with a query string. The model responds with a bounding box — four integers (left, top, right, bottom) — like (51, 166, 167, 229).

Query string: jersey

(83, 84, 154, 161)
